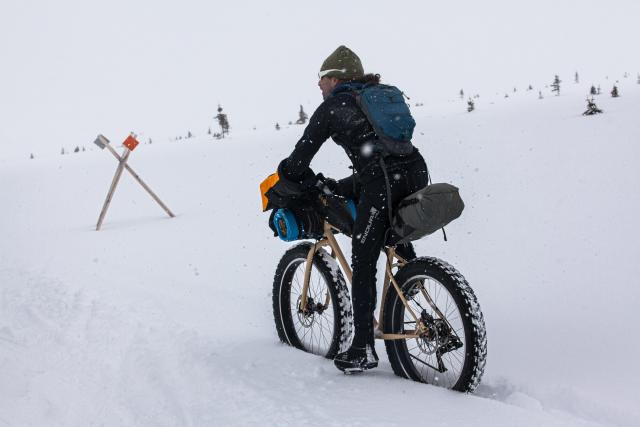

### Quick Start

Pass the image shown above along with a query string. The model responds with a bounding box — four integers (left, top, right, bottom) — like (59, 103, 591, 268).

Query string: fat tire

(272, 242, 353, 358)
(383, 257, 487, 392)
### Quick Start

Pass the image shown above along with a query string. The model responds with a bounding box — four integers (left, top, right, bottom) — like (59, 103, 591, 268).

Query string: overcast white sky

(1, 0, 639, 159)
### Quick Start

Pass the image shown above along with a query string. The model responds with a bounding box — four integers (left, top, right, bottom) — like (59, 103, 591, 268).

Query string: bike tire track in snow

(0, 267, 627, 426)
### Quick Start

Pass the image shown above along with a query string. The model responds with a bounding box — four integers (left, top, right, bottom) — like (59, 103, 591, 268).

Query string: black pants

(336, 152, 430, 348)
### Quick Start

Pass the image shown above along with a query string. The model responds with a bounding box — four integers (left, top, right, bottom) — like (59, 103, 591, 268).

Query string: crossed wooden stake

(94, 134, 175, 230)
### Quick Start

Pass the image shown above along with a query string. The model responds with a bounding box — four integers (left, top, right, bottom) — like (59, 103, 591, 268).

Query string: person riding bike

(269, 45, 430, 373)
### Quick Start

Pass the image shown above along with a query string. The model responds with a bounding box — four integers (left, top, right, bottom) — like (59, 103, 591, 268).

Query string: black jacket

(280, 84, 379, 181)
(278, 82, 424, 194)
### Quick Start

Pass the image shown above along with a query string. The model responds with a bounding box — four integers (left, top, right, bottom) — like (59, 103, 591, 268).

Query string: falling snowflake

(361, 142, 374, 157)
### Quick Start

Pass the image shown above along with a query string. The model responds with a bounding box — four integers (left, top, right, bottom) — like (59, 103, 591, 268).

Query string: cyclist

(270, 45, 430, 373)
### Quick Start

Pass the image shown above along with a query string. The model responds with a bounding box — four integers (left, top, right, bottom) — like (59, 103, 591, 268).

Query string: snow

(3, 1, 640, 159)
(2, 77, 640, 425)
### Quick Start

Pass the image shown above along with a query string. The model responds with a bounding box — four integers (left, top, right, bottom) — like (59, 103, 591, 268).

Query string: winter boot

(334, 344, 379, 373)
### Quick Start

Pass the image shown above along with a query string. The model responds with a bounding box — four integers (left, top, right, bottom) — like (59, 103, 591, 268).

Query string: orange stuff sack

(260, 172, 279, 211)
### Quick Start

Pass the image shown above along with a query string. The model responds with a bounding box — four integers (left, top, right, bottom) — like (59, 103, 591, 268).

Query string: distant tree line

(32, 72, 637, 160)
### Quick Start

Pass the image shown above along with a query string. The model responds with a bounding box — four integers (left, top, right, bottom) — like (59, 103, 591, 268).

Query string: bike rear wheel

(272, 242, 353, 358)
(383, 257, 487, 392)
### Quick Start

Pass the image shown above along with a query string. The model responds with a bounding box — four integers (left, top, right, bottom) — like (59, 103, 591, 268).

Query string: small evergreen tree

(597, 85, 601, 95)
(459, 89, 464, 99)
(575, 71, 579, 83)
(611, 85, 619, 97)
(30, 153, 34, 159)
(467, 98, 475, 112)
(275, 123, 280, 131)
(207, 127, 211, 135)
(295, 105, 308, 124)
(61, 147, 65, 155)
(538, 90, 543, 99)
(216, 105, 230, 137)
(637, 73, 640, 84)
(624, 72, 628, 78)
(582, 97, 602, 115)
(551, 75, 561, 96)
(82, 146, 86, 152)
(527, 85, 533, 91)
(590, 85, 597, 95)
(74, 146, 80, 153)
(148, 138, 152, 144)
(187, 131, 192, 138)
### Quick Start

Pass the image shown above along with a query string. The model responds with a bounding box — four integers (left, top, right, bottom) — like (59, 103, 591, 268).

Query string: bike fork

(299, 242, 317, 313)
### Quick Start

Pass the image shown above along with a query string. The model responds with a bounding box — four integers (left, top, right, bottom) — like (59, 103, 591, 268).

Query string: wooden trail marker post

(94, 134, 175, 231)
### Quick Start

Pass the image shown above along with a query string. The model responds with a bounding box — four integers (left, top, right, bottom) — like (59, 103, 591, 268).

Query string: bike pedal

(341, 361, 378, 374)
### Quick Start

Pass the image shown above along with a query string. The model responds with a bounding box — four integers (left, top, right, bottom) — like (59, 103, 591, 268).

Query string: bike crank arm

(380, 332, 420, 340)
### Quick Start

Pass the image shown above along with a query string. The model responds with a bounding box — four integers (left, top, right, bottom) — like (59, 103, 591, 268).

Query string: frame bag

(392, 183, 464, 244)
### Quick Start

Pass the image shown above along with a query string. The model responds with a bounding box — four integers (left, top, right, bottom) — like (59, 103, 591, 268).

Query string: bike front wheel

(383, 257, 487, 392)
(272, 242, 353, 358)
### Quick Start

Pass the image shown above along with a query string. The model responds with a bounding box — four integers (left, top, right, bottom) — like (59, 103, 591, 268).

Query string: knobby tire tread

(382, 257, 487, 392)
(272, 242, 353, 359)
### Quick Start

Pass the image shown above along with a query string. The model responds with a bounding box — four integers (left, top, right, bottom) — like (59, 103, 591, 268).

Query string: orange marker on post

(94, 134, 175, 230)
(123, 135, 139, 151)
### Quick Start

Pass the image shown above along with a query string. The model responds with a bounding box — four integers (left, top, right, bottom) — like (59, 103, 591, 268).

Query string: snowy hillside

(2, 80, 640, 426)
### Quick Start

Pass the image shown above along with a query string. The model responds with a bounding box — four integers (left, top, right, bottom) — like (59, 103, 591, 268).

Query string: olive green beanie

(319, 45, 364, 80)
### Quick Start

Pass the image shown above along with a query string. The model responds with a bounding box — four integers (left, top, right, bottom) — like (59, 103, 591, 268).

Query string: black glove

(300, 172, 325, 192)
(275, 159, 316, 195)
(323, 177, 339, 193)
(265, 162, 314, 210)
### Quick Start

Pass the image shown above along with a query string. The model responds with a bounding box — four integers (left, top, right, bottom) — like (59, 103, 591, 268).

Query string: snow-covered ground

(2, 80, 640, 426)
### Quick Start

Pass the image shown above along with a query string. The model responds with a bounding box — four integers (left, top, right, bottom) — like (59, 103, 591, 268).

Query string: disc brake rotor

(296, 295, 316, 327)
(416, 310, 461, 358)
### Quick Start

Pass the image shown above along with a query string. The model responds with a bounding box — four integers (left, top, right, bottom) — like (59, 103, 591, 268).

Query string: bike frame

(299, 222, 423, 341)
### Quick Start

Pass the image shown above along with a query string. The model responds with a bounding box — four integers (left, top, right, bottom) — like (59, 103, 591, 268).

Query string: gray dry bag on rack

(392, 183, 464, 244)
